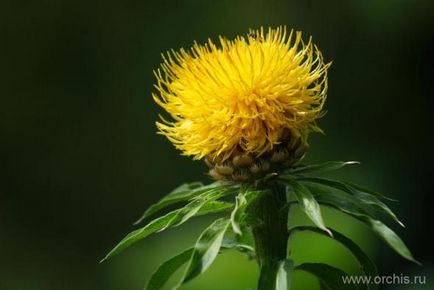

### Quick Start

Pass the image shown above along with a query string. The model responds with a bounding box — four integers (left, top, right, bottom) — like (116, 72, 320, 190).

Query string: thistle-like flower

(104, 27, 417, 290)
(153, 27, 330, 180)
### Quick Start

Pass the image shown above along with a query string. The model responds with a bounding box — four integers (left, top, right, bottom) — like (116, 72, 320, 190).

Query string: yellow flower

(153, 26, 330, 162)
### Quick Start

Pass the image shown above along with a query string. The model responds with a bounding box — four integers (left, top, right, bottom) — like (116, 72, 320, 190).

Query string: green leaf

(298, 177, 403, 227)
(134, 182, 203, 224)
(145, 248, 193, 290)
(101, 200, 232, 262)
(285, 179, 332, 236)
(144, 237, 253, 290)
(276, 259, 294, 290)
(304, 185, 419, 264)
(230, 194, 245, 235)
(295, 263, 355, 290)
(289, 161, 359, 175)
(302, 182, 366, 217)
(180, 218, 231, 285)
(289, 226, 377, 290)
(221, 237, 255, 255)
(230, 188, 264, 235)
(102, 210, 179, 263)
(135, 181, 237, 225)
(353, 190, 404, 227)
(344, 181, 397, 202)
(368, 219, 421, 265)
(200, 200, 233, 213)
(168, 189, 222, 228)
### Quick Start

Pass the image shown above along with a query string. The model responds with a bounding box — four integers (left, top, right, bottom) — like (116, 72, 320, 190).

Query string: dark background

(1, 0, 433, 289)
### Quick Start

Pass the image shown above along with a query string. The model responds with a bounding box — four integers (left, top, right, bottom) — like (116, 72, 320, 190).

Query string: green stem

(248, 181, 289, 290)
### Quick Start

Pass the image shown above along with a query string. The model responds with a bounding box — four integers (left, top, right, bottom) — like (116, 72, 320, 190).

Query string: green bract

(102, 161, 418, 289)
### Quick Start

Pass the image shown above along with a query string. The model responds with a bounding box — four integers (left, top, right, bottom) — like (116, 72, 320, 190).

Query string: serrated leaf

(180, 218, 230, 285)
(286, 179, 332, 236)
(145, 248, 193, 290)
(298, 177, 403, 227)
(304, 185, 419, 264)
(101, 200, 232, 262)
(290, 226, 377, 290)
(135, 181, 237, 225)
(289, 161, 359, 175)
(295, 263, 355, 290)
(276, 259, 293, 290)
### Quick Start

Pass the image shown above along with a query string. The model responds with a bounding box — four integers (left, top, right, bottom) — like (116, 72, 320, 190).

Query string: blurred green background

(1, 0, 433, 289)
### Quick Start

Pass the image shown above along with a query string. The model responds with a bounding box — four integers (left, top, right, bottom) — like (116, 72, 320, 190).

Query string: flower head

(153, 27, 330, 163)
